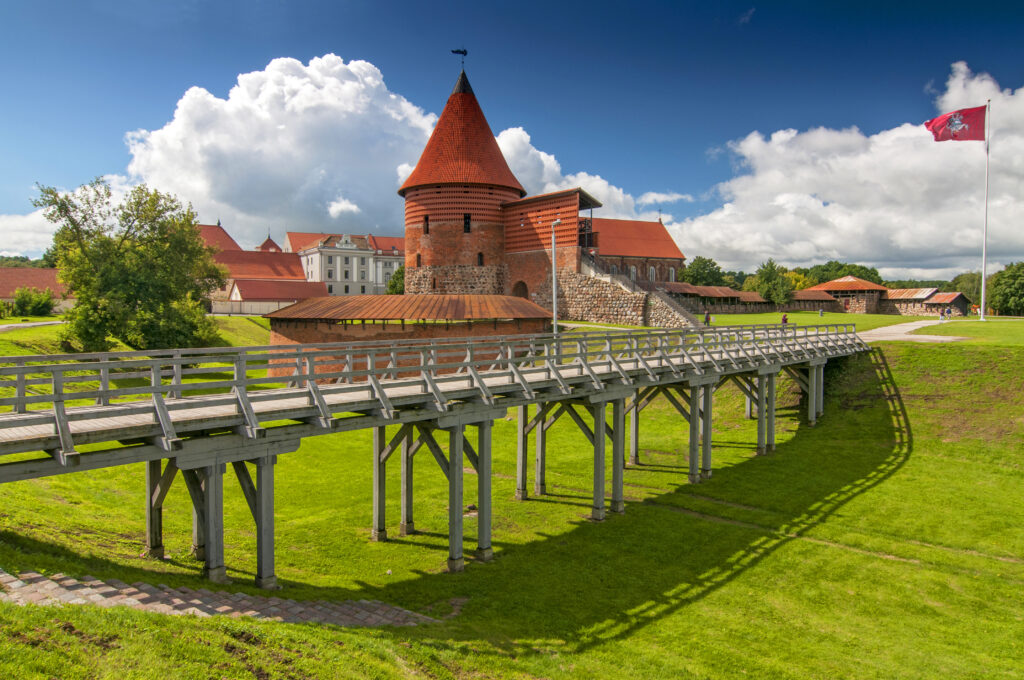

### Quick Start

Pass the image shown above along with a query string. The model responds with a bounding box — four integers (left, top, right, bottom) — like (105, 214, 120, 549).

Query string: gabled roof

(806, 275, 887, 292)
(792, 289, 837, 302)
(660, 282, 739, 298)
(197, 224, 242, 252)
(0, 267, 67, 298)
(258, 236, 282, 252)
(231, 279, 327, 302)
(591, 218, 684, 260)
(285, 232, 329, 253)
(925, 292, 967, 304)
(883, 288, 939, 300)
(367, 235, 405, 255)
(266, 294, 550, 321)
(737, 290, 766, 303)
(398, 71, 525, 197)
(214, 251, 306, 280)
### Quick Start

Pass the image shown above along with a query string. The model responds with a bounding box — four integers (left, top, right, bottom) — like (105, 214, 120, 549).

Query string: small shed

(806, 276, 887, 313)
(924, 292, 970, 317)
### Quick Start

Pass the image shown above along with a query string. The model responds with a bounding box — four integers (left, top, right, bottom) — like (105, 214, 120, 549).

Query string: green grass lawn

(0, 315, 64, 325)
(1, 321, 1023, 678)
(912, 317, 1024, 345)
(709, 310, 931, 332)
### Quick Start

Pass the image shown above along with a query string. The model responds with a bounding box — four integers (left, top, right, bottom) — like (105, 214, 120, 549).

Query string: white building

(285, 232, 404, 295)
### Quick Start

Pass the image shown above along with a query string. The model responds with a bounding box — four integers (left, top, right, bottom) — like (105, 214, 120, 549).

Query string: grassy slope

(1, 324, 1023, 678)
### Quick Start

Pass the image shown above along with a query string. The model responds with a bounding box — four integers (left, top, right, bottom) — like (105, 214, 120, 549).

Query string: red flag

(924, 105, 986, 141)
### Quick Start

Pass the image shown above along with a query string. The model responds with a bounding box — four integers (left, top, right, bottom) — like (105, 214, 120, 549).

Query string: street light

(551, 218, 561, 335)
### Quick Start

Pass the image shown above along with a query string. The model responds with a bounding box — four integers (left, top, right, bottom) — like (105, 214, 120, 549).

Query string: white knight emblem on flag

(947, 112, 968, 135)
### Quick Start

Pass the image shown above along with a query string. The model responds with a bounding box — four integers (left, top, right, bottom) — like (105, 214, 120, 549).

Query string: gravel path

(856, 319, 968, 343)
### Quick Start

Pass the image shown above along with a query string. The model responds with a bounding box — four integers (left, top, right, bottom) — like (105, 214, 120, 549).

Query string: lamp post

(551, 218, 561, 335)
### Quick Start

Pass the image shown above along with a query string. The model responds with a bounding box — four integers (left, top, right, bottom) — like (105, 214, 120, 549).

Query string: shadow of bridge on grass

(0, 349, 910, 661)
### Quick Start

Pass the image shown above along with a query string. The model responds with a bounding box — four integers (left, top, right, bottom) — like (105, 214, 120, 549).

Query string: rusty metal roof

(265, 294, 552, 321)
(737, 290, 766, 303)
(925, 292, 966, 304)
(883, 288, 938, 300)
(792, 289, 837, 302)
(806, 276, 888, 292)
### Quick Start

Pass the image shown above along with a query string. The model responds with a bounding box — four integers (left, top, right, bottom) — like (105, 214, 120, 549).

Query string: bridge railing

(0, 324, 866, 419)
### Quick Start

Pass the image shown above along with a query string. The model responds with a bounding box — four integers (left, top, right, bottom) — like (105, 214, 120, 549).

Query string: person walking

(781, 313, 789, 324)
(704, 310, 711, 326)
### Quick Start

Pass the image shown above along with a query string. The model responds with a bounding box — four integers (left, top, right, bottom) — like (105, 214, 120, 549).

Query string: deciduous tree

(386, 264, 405, 295)
(679, 256, 725, 286)
(989, 263, 1024, 316)
(747, 259, 794, 304)
(34, 179, 225, 351)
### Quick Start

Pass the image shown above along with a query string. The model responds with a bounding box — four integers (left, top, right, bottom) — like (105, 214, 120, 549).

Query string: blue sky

(3, 1, 1023, 277)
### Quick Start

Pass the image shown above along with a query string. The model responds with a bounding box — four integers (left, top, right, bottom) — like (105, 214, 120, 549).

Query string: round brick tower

(399, 71, 525, 294)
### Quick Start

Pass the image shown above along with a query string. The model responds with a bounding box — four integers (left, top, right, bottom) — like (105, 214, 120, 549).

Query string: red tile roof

(0, 267, 67, 298)
(591, 218, 685, 260)
(367, 235, 405, 255)
(198, 224, 242, 252)
(883, 288, 938, 300)
(925, 292, 966, 304)
(285, 232, 330, 253)
(231, 279, 327, 301)
(398, 71, 524, 197)
(267, 294, 550, 321)
(214, 251, 306, 280)
(257, 236, 282, 252)
(792, 289, 837, 302)
(806, 275, 887, 292)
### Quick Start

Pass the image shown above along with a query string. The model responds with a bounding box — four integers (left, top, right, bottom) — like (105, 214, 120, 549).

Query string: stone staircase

(0, 566, 437, 627)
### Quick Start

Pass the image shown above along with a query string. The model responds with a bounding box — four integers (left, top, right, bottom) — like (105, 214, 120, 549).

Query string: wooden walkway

(0, 324, 868, 586)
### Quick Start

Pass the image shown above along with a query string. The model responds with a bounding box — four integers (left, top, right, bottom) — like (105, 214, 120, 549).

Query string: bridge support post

(688, 385, 701, 484)
(254, 456, 277, 589)
(591, 402, 606, 521)
(201, 464, 228, 584)
(628, 393, 640, 465)
(700, 384, 713, 479)
(447, 424, 465, 572)
(816, 361, 826, 418)
(807, 361, 826, 425)
(400, 432, 415, 536)
(371, 426, 387, 542)
(767, 372, 777, 452)
(145, 459, 165, 558)
(516, 405, 529, 500)
(745, 393, 753, 420)
(756, 374, 768, 455)
(610, 398, 625, 514)
(535, 404, 548, 496)
(475, 420, 493, 561)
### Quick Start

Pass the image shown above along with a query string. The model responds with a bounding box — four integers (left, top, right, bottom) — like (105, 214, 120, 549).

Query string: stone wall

(644, 291, 694, 328)
(406, 264, 506, 295)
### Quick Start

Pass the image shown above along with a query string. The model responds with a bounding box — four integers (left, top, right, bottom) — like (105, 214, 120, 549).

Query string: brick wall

(597, 255, 685, 283)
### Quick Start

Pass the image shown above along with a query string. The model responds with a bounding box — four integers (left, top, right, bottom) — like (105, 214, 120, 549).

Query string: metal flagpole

(980, 99, 991, 321)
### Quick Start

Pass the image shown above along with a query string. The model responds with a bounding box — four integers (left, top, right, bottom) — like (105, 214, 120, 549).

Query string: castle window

(423, 215, 429, 234)
(610, 265, 619, 275)
(416, 254, 421, 267)
(630, 266, 637, 281)
(669, 267, 676, 281)
(464, 213, 471, 233)
(477, 252, 484, 266)
(648, 266, 656, 282)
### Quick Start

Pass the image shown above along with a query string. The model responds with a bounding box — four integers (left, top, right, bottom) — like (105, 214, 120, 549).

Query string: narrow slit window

(423, 215, 429, 235)
(463, 214, 471, 233)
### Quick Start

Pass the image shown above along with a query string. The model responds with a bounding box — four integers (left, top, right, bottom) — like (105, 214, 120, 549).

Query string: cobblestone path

(0, 567, 437, 627)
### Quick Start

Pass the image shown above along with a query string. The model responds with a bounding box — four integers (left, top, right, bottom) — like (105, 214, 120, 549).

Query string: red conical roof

(399, 71, 524, 197)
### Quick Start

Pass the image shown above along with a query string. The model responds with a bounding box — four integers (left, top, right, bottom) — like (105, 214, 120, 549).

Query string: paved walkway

(856, 319, 968, 343)
(0, 320, 64, 332)
(0, 567, 439, 627)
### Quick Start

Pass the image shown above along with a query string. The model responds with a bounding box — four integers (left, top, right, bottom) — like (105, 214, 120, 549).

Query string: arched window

(630, 265, 637, 281)
(610, 265, 619, 275)
(668, 267, 676, 282)
(477, 252, 484, 266)
(648, 266, 656, 282)
(512, 281, 528, 298)
(415, 253, 421, 267)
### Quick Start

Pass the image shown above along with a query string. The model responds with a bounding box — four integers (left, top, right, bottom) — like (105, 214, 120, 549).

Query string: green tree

(723, 270, 749, 290)
(806, 260, 883, 286)
(34, 179, 226, 351)
(989, 263, 1024, 316)
(679, 256, 725, 286)
(783, 270, 813, 290)
(12, 287, 56, 316)
(386, 264, 405, 295)
(748, 259, 794, 304)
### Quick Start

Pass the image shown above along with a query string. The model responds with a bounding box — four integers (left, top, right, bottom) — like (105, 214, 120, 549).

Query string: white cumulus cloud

(668, 62, 1024, 278)
(125, 54, 434, 247)
(637, 191, 694, 206)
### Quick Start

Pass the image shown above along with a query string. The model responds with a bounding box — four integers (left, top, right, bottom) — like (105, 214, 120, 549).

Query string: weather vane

(451, 48, 467, 67)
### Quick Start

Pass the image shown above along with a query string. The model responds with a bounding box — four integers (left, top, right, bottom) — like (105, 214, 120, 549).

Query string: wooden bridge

(0, 324, 868, 588)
